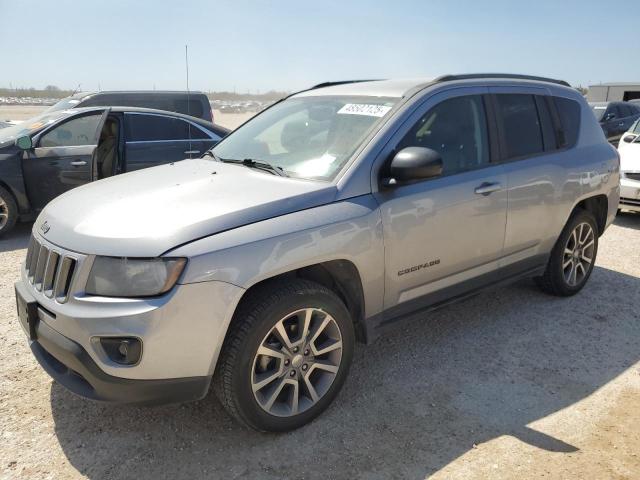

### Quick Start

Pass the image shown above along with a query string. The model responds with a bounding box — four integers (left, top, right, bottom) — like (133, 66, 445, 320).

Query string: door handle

(474, 182, 502, 195)
(70, 160, 87, 166)
(184, 150, 200, 155)
(618, 122, 625, 127)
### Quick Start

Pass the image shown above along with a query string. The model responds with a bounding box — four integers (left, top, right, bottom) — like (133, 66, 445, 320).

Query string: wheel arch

(235, 259, 367, 343)
(0, 178, 18, 204)
(0, 176, 32, 217)
(571, 194, 608, 236)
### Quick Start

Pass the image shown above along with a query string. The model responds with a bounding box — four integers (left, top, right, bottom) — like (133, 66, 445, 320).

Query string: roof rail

(310, 79, 382, 90)
(434, 73, 571, 88)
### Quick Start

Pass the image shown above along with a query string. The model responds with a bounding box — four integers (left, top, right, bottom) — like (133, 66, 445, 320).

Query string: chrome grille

(25, 235, 77, 303)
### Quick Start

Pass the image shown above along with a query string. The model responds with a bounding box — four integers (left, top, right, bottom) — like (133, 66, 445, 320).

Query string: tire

(536, 209, 599, 296)
(214, 279, 355, 432)
(0, 186, 18, 237)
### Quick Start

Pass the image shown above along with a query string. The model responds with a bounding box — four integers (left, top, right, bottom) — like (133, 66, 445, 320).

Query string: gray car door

(123, 112, 205, 172)
(22, 110, 108, 210)
(488, 87, 581, 270)
(373, 87, 508, 316)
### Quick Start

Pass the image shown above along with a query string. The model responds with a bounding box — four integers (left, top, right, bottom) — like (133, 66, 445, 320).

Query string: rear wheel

(214, 279, 354, 431)
(0, 186, 18, 237)
(536, 209, 598, 296)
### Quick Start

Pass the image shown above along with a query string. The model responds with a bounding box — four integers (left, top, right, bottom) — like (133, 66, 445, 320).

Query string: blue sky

(2, 0, 638, 92)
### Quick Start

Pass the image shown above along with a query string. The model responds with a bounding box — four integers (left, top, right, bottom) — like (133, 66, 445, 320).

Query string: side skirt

(362, 256, 547, 344)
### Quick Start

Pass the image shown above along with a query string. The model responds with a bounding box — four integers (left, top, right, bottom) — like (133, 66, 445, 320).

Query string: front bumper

(23, 295, 209, 404)
(620, 176, 640, 212)
(16, 232, 246, 404)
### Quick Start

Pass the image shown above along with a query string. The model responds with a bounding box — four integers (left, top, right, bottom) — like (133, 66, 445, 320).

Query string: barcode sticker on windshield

(338, 104, 392, 117)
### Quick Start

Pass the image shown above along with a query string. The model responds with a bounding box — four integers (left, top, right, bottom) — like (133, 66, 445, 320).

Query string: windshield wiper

(218, 157, 288, 177)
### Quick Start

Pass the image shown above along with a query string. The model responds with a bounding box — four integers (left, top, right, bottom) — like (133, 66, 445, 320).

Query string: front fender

(169, 195, 385, 319)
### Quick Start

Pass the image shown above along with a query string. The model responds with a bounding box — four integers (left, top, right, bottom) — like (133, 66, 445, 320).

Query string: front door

(22, 111, 107, 210)
(374, 89, 507, 317)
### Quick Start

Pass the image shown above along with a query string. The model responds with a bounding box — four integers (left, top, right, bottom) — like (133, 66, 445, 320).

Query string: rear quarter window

(553, 97, 581, 148)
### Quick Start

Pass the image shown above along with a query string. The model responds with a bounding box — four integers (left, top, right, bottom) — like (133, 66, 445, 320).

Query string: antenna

(185, 44, 193, 158)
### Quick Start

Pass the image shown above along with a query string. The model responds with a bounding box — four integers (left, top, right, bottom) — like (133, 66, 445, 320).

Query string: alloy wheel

(0, 196, 8, 230)
(562, 222, 595, 287)
(251, 308, 343, 417)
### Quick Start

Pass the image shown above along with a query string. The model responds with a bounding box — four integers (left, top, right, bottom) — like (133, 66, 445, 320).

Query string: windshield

(211, 95, 397, 181)
(44, 96, 84, 113)
(590, 105, 607, 121)
(0, 110, 74, 147)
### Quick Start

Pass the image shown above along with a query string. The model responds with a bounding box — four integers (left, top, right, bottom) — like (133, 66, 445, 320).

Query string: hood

(36, 159, 337, 256)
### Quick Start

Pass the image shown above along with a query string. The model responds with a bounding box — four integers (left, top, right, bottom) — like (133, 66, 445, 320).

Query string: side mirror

(15, 135, 33, 150)
(383, 147, 443, 186)
(623, 134, 639, 143)
(604, 113, 616, 122)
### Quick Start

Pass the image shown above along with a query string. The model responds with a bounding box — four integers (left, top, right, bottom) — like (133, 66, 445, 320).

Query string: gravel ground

(1, 215, 639, 480)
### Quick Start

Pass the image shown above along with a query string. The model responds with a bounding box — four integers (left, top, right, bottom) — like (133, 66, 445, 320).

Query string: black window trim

(533, 95, 558, 152)
(544, 96, 566, 149)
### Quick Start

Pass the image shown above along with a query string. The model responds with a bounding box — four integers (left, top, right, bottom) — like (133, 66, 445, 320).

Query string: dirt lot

(0, 105, 254, 130)
(0, 212, 639, 479)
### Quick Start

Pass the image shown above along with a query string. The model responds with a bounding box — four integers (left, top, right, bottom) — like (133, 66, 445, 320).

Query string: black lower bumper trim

(30, 314, 210, 406)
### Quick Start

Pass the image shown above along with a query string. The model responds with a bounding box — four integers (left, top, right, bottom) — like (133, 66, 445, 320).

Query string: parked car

(0, 107, 228, 236)
(15, 74, 619, 431)
(617, 119, 640, 212)
(45, 91, 215, 122)
(589, 101, 640, 142)
(0, 121, 10, 129)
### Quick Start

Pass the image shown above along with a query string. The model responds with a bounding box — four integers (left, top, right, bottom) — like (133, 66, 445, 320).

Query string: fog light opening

(100, 337, 142, 366)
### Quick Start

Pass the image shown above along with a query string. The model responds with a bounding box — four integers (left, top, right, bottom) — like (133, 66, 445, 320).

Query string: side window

(125, 114, 195, 141)
(397, 95, 490, 175)
(606, 106, 619, 120)
(618, 104, 631, 118)
(495, 94, 544, 159)
(39, 114, 102, 148)
(553, 97, 581, 148)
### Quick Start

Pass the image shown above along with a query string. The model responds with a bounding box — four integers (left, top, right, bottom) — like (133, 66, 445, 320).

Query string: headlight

(85, 257, 187, 297)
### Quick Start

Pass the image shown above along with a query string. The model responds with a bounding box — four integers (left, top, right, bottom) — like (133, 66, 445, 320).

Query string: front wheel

(214, 279, 355, 431)
(536, 209, 599, 296)
(0, 186, 18, 237)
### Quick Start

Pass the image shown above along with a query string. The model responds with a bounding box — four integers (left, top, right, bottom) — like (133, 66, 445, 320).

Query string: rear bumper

(31, 316, 210, 405)
(620, 177, 640, 212)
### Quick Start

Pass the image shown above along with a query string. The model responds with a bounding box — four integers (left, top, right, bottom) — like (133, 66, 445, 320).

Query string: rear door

(123, 112, 203, 172)
(489, 87, 580, 269)
(22, 110, 107, 210)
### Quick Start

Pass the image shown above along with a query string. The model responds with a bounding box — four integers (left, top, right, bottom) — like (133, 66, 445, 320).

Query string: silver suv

(15, 74, 620, 431)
